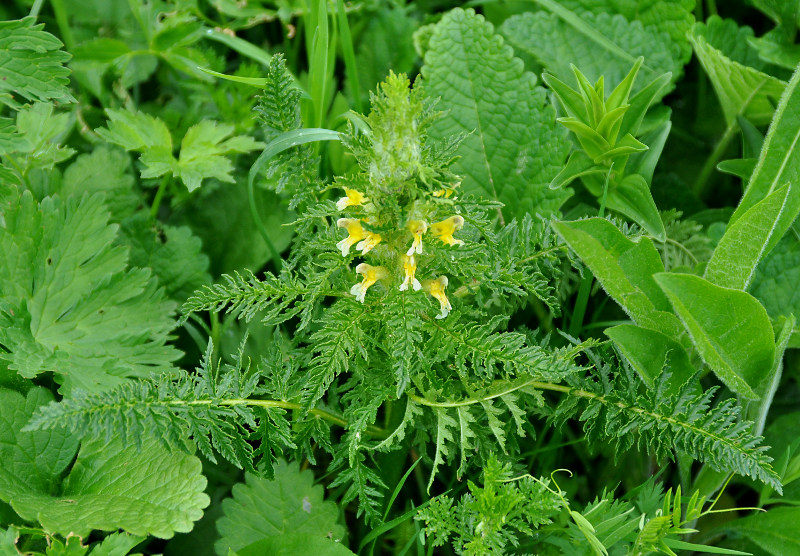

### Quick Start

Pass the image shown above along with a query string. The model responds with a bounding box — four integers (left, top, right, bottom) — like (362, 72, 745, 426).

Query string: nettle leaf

(654, 273, 775, 400)
(502, 8, 681, 95)
(555, 0, 695, 63)
(0, 191, 180, 396)
(693, 15, 766, 70)
(0, 17, 74, 104)
(215, 459, 345, 555)
(689, 18, 787, 126)
(0, 387, 209, 539)
(420, 8, 571, 221)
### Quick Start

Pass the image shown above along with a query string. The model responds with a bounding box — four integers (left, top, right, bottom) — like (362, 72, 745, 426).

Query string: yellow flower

(356, 230, 382, 254)
(405, 220, 427, 256)
(423, 276, 452, 319)
(350, 263, 388, 302)
(336, 218, 365, 256)
(336, 188, 368, 211)
(399, 254, 422, 291)
(430, 215, 465, 246)
(433, 182, 460, 198)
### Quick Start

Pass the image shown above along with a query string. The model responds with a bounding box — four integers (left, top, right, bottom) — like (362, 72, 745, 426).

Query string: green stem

(149, 175, 170, 219)
(29, 0, 45, 18)
(693, 119, 738, 199)
(50, 0, 75, 50)
(335, 0, 363, 114)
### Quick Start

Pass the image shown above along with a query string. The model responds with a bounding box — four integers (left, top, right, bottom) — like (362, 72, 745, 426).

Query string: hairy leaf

(421, 8, 571, 221)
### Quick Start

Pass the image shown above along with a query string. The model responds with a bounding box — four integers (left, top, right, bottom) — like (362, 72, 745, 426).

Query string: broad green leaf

(420, 8, 571, 220)
(0, 17, 74, 104)
(693, 16, 765, 69)
(554, 0, 695, 63)
(730, 64, 800, 243)
(606, 174, 666, 240)
(175, 121, 264, 192)
(605, 324, 694, 392)
(236, 534, 356, 556)
(13, 103, 76, 173)
(0, 388, 80, 502)
(654, 273, 775, 399)
(552, 218, 683, 338)
(215, 459, 345, 555)
(689, 20, 786, 126)
(71, 38, 131, 63)
(0, 388, 209, 539)
(0, 192, 180, 396)
(705, 184, 792, 290)
(718, 507, 800, 556)
(502, 8, 680, 96)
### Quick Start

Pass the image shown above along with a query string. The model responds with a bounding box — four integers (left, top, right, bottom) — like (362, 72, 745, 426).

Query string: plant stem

(149, 175, 170, 219)
(693, 119, 738, 199)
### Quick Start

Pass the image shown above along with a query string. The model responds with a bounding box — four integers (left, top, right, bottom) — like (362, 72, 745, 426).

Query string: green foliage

(0, 191, 180, 395)
(0, 388, 209, 539)
(0, 18, 74, 105)
(96, 109, 264, 192)
(215, 459, 345, 555)
(419, 8, 571, 221)
(1, 2, 797, 554)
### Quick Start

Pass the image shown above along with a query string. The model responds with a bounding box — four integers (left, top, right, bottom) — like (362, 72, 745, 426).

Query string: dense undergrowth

(1, 0, 799, 554)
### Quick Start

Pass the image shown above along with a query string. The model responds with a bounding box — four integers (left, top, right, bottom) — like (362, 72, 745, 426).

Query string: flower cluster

(335, 187, 464, 319)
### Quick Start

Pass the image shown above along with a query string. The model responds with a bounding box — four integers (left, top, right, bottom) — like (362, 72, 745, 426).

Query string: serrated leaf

(729, 64, 800, 246)
(236, 534, 356, 556)
(502, 8, 680, 97)
(0, 192, 181, 396)
(689, 19, 787, 126)
(120, 214, 211, 301)
(96, 108, 172, 152)
(654, 273, 775, 400)
(215, 459, 345, 555)
(554, 0, 695, 63)
(705, 183, 792, 290)
(176, 120, 264, 192)
(0, 387, 209, 539)
(0, 17, 74, 104)
(420, 8, 571, 220)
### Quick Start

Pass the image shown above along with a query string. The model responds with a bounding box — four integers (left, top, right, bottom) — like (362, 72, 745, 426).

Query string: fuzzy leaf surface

(654, 273, 774, 400)
(421, 8, 571, 220)
(689, 19, 786, 125)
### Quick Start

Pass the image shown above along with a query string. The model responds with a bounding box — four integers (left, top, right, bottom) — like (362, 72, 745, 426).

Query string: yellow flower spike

(430, 215, 465, 246)
(336, 218, 365, 256)
(423, 276, 452, 319)
(350, 263, 389, 303)
(336, 188, 369, 211)
(356, 230, 382, 254)
(405, 220, 428, 256)
(399, 254, 422, 292)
